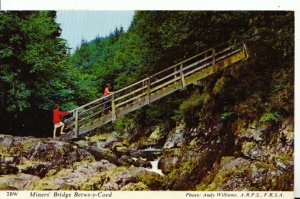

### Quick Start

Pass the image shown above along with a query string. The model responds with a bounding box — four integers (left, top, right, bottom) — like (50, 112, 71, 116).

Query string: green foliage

(221, 112, 235, 120)
(0, 11, 71, 112)
(1, 10, 293, 135)
(0, 11, 76, 135)
(179, 91, 210, 115)
(114, 116, 136, 133)
(259, 112, 282, 123)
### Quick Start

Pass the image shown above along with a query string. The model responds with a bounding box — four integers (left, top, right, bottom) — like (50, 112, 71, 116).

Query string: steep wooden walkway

(64, 42, 249, 138)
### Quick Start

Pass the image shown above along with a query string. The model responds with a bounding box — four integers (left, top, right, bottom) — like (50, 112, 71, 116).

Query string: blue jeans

(102, 96, 110, 115)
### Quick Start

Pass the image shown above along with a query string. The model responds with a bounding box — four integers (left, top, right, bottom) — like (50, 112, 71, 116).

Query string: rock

(115, 173, 137, 187)
(133, 158, 152, 168)
(136, 171, 164, 190)
(105, 137, 119, 148)
(168, 140, 227, 190)
(118, 155, 134, 166)
(28, 160, 116, 190)
(75, 140, 90, 148)
(163, 132, 184, 149)
(276, 161, 287, 170)
(22, 162, 51, 178)
(158, 148, 181, 174)
(0, 163, 19, 175)
(77, 148, 95, 162)
(115, 146, 129, 155)
(28, 141, 72, 162)
(235, 122, 267, 142)
(128, 142, 139, 150)
(197, 157, 252, 191)
(0, 135, 14, 148)
(120, 182, 149, 190)
(0, 173, 39, 190)
(111, 142, 123, 150)
(280, 117, 294, 144)
(0, 146, 11, 156)
(11, 137, 44, 155)
(163, 122, 185, 149)
(148, 126, 164, 144)
(101, 182, 119, 190)
(241, 141, 256, 157)
(86, 146, 119, 165)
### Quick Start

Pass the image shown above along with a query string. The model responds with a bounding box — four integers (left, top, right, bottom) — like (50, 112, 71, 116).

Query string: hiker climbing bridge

(64, 41, 249, 138)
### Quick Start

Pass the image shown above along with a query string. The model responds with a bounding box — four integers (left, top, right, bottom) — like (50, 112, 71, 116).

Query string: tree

(0, 11, 74, 136)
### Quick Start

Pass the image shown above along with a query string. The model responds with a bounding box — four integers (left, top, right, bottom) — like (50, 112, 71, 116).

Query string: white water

(132, 157, 164, 176)
(146, 157, 164, 176)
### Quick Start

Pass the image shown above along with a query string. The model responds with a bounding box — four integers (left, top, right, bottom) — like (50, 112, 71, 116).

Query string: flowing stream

(146, 157, 164, 176)
(131, 147, 164, 176)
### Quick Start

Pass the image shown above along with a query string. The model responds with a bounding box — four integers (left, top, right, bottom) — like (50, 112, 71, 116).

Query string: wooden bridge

(63, 41, 249, 138)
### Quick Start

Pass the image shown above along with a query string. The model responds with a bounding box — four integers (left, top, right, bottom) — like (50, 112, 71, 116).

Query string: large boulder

(163, 122, 185, 149)
(148, 126, 164, 145)
(28, 160, 116, 190)
(158, 148, 182, 174)
(86, 146, 119, 165)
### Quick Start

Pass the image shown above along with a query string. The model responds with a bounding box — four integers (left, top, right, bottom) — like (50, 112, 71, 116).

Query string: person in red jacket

(53, 104, 68, 138)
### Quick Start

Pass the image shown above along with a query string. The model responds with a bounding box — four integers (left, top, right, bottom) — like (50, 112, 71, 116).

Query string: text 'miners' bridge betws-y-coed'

(63, 41, 249, 138)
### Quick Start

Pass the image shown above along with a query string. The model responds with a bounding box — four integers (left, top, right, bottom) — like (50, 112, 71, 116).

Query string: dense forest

(0, 11, 293, 136)
(0, 11, 294, 191)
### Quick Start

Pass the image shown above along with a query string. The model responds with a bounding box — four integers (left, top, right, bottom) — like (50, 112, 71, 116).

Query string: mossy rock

(115, 146, 129, 155)
(89, 133, 111, 143)
(277, 151, 293, 164)
(241, 141, 256, 156)
(149, 126, 163, 141)
(136, 172, 164, 190)
(158, 148, 182, 174)
(75, 140, 90, 148)
(120, 182, 149, 191)
(0, 146, 11, 156)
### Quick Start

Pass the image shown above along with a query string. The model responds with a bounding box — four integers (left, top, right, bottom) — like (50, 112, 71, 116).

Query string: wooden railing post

(212, 49, 216, 65)
(243, 42, 249, 59)
(74, 109, 79, 138)
(180, 64, 186, 89)
(111, 93, 116, 122)
(146, 78, 150, 104)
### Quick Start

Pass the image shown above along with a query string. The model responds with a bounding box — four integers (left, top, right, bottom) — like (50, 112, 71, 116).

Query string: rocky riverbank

(0, 116, 293, 191)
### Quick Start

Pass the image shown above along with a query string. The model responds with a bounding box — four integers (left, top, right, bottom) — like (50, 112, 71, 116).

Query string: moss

(121, 182, 149, 191)
(75, 140, 89, 148)
(0, 146, 11, 156)
(22, 138, 43, 152)
(204, 170, 233, 191)
(136, 172, 163, 190)
(17, 160, 40, 172)
(89, 133, 111, 143)
(241, 142, 256, 155)
(165, 157, 197, 188)
(213, 76, 226, 95)
(149, 126, 163, 141)
(278, 152, 292, 164)
(220, 156, 235, 167)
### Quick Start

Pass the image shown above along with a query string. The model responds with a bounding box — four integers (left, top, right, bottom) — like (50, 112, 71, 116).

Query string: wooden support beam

(146, 78, 150, 104)
(111, 93, 116, 122)
(180, 64, 186, 89)
(74, 109, 79, 138)
(212, 48, 216, 65)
